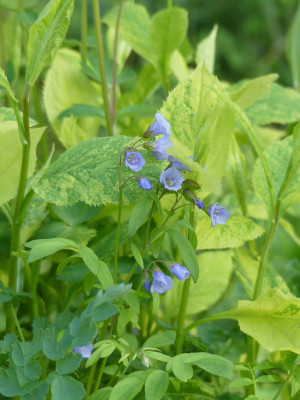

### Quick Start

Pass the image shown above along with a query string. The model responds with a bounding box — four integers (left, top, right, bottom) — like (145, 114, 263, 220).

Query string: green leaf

(169, 230, 199, 282)
(20, 195, 48, 244)
(128, 197, 153, 237)
(130, 242, 144, 270)
(145, 370, 169, 400)
(34, 136, 161, 207)
(77, 246, 114, 289)
(86, 341, 116, 368)
(43, 48, 101, 148)
(117, 308, 133, 337)
(143, 330, 176, 349)
(0, 121, 44, 205)
(225, 135, 247, 214)
(160, 62, 235, 185)
(51, 375, 85, 400)
(52, 202, 102, 226)
(229, 378, 254, 389)
(149, 7, 188, 83)
(195, 213, 264, 249)
(246, 83, 300, 125)
(12, 341, 25, 366)
(26, 0, 74, 86)
(222, 289, 300, 354)
(26, 238, 78, 263)
(195, 25, 218, 73)
(24, 360, 42, 381)
(87, 387, 112, 400)
(58, 104, 105, 119)
(117, 104, 157, 118)
(164, 251, 233, 316)
(152, 292, 160, 314)
(0, 66, 17, 102)
(229, 74, 278, 110)
(253, 136, 300, 214)
(56, 352, 82, 374)
(286, 3, 300, 89)
(70, 317, 97, 347)
(109, 376, 144, 400)
(103, 3, 152, 63)
(172, 360, 193, 382)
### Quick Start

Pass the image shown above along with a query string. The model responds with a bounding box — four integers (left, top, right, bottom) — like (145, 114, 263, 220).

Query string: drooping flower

(207, 202, 231, 227)
(138, 177, 152, 190)
(170, 263, 190, 281)
(151, 271, 173, 294)
(160, 167, 184, 191)
(74, 343, 93, 358)
(194, 198, 204, 209)
(125, 151, 145, 172)
(150, 135, 173, 160)
(141, 353, 150, 368)
(147, 113, 171, 136)
(168, 155, 191, 172)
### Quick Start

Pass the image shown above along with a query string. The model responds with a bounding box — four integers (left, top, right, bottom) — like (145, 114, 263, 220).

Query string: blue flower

(168, 155, 191, 172)
(194, 198, 203, 209)
(160, 167, 184, 191)
(151, 135, 173, 161)
(74, 343, 93, 358)
(138, 177, 152, 190)
(207, 202, 231, 227)
(151, 271, 173, 294)
(148, 113, 171, 136)
(125, 151, 145, 172)
(144, 279, 150, 291)
(170, 263, 190, 281)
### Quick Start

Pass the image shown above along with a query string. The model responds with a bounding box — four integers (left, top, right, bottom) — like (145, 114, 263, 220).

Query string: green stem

(113, 158, 124, 283)
(111, 0, 124, 130)
(273, 362, 298, 400)
(93, 358, 107, 391)
(85, 319, 109, 399)
(184, 313, 231, 334)
(10, 302, 25, 342)
(167, 0, 173, 7)
(0, 11, 9, 106)
(175, 207, 195, 354)
(32, 84, 47, 162)
(81, 0, 88, 64)
(92, 0, 113, 137)
(9, 86, 31, 294)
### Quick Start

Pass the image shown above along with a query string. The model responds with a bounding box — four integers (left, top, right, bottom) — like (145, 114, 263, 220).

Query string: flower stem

(175, 207, 195, 354)
(92, 0, 113, 137)
(111, 0, 124, 129)
(113, 156, 124, 283)
(273, 362, 298, 400)
(81, 0, 88, 64)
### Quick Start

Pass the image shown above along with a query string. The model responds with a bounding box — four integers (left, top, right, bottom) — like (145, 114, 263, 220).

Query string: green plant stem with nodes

(85, 319, 110, 399)
(92, 0, 113, 137)
(175, 207, 195, 354)
(273, 361, 299, 400)
(81, 0, 88, 64)
(111, 0, 124, 130)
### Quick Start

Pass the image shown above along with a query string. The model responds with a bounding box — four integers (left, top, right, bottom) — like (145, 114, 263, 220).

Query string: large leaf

(246, 83, 300, 125)
(160, 62, 235, 184)
(103, 3, 152, 63)
(164, 251, 233, 316)
(51, 374, 85, 400)
(34, 136, 162, 206)
(222, 289, 300, 354)
(145, 370, 169, 400)
(286, 3, 300, 89)
(195, 212, 264, 250)
(109, 376, 144, 400)
(253, 136, 300, 214)
(149, 7, 188, 83)
(43, 48, 101, 148)
(0, 121, 44, 205)
(26, 0, 74, 86)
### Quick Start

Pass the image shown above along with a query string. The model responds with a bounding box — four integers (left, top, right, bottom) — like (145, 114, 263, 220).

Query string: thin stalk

(9, 86, 31, 294)
(81, 0, 88, 64)
(273, 362, 298, 400)
(0, 10, 9, 106)
(184, 313, 229, 334)
(175, 207, 195, 354)
(10, 302, 25, 342)
(111, 0, 124, 129)
(93, 358, 107, 391)
(85, 319, 109, 399)
(92, 0, 113, 137)
(168, 0, 173, 7)
(113, 157, 124, 283)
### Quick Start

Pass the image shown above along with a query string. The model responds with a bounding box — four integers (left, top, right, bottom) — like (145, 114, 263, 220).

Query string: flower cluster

(144, 263, 190, 294)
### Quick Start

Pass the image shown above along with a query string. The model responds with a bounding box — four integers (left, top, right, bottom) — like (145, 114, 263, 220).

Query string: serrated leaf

(0, 121, 44, 205)
(26, 0, 74, 86)
(34, 136, 162, 207)
(195, 212, 264, 249)
(246, 83, 300, 125)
